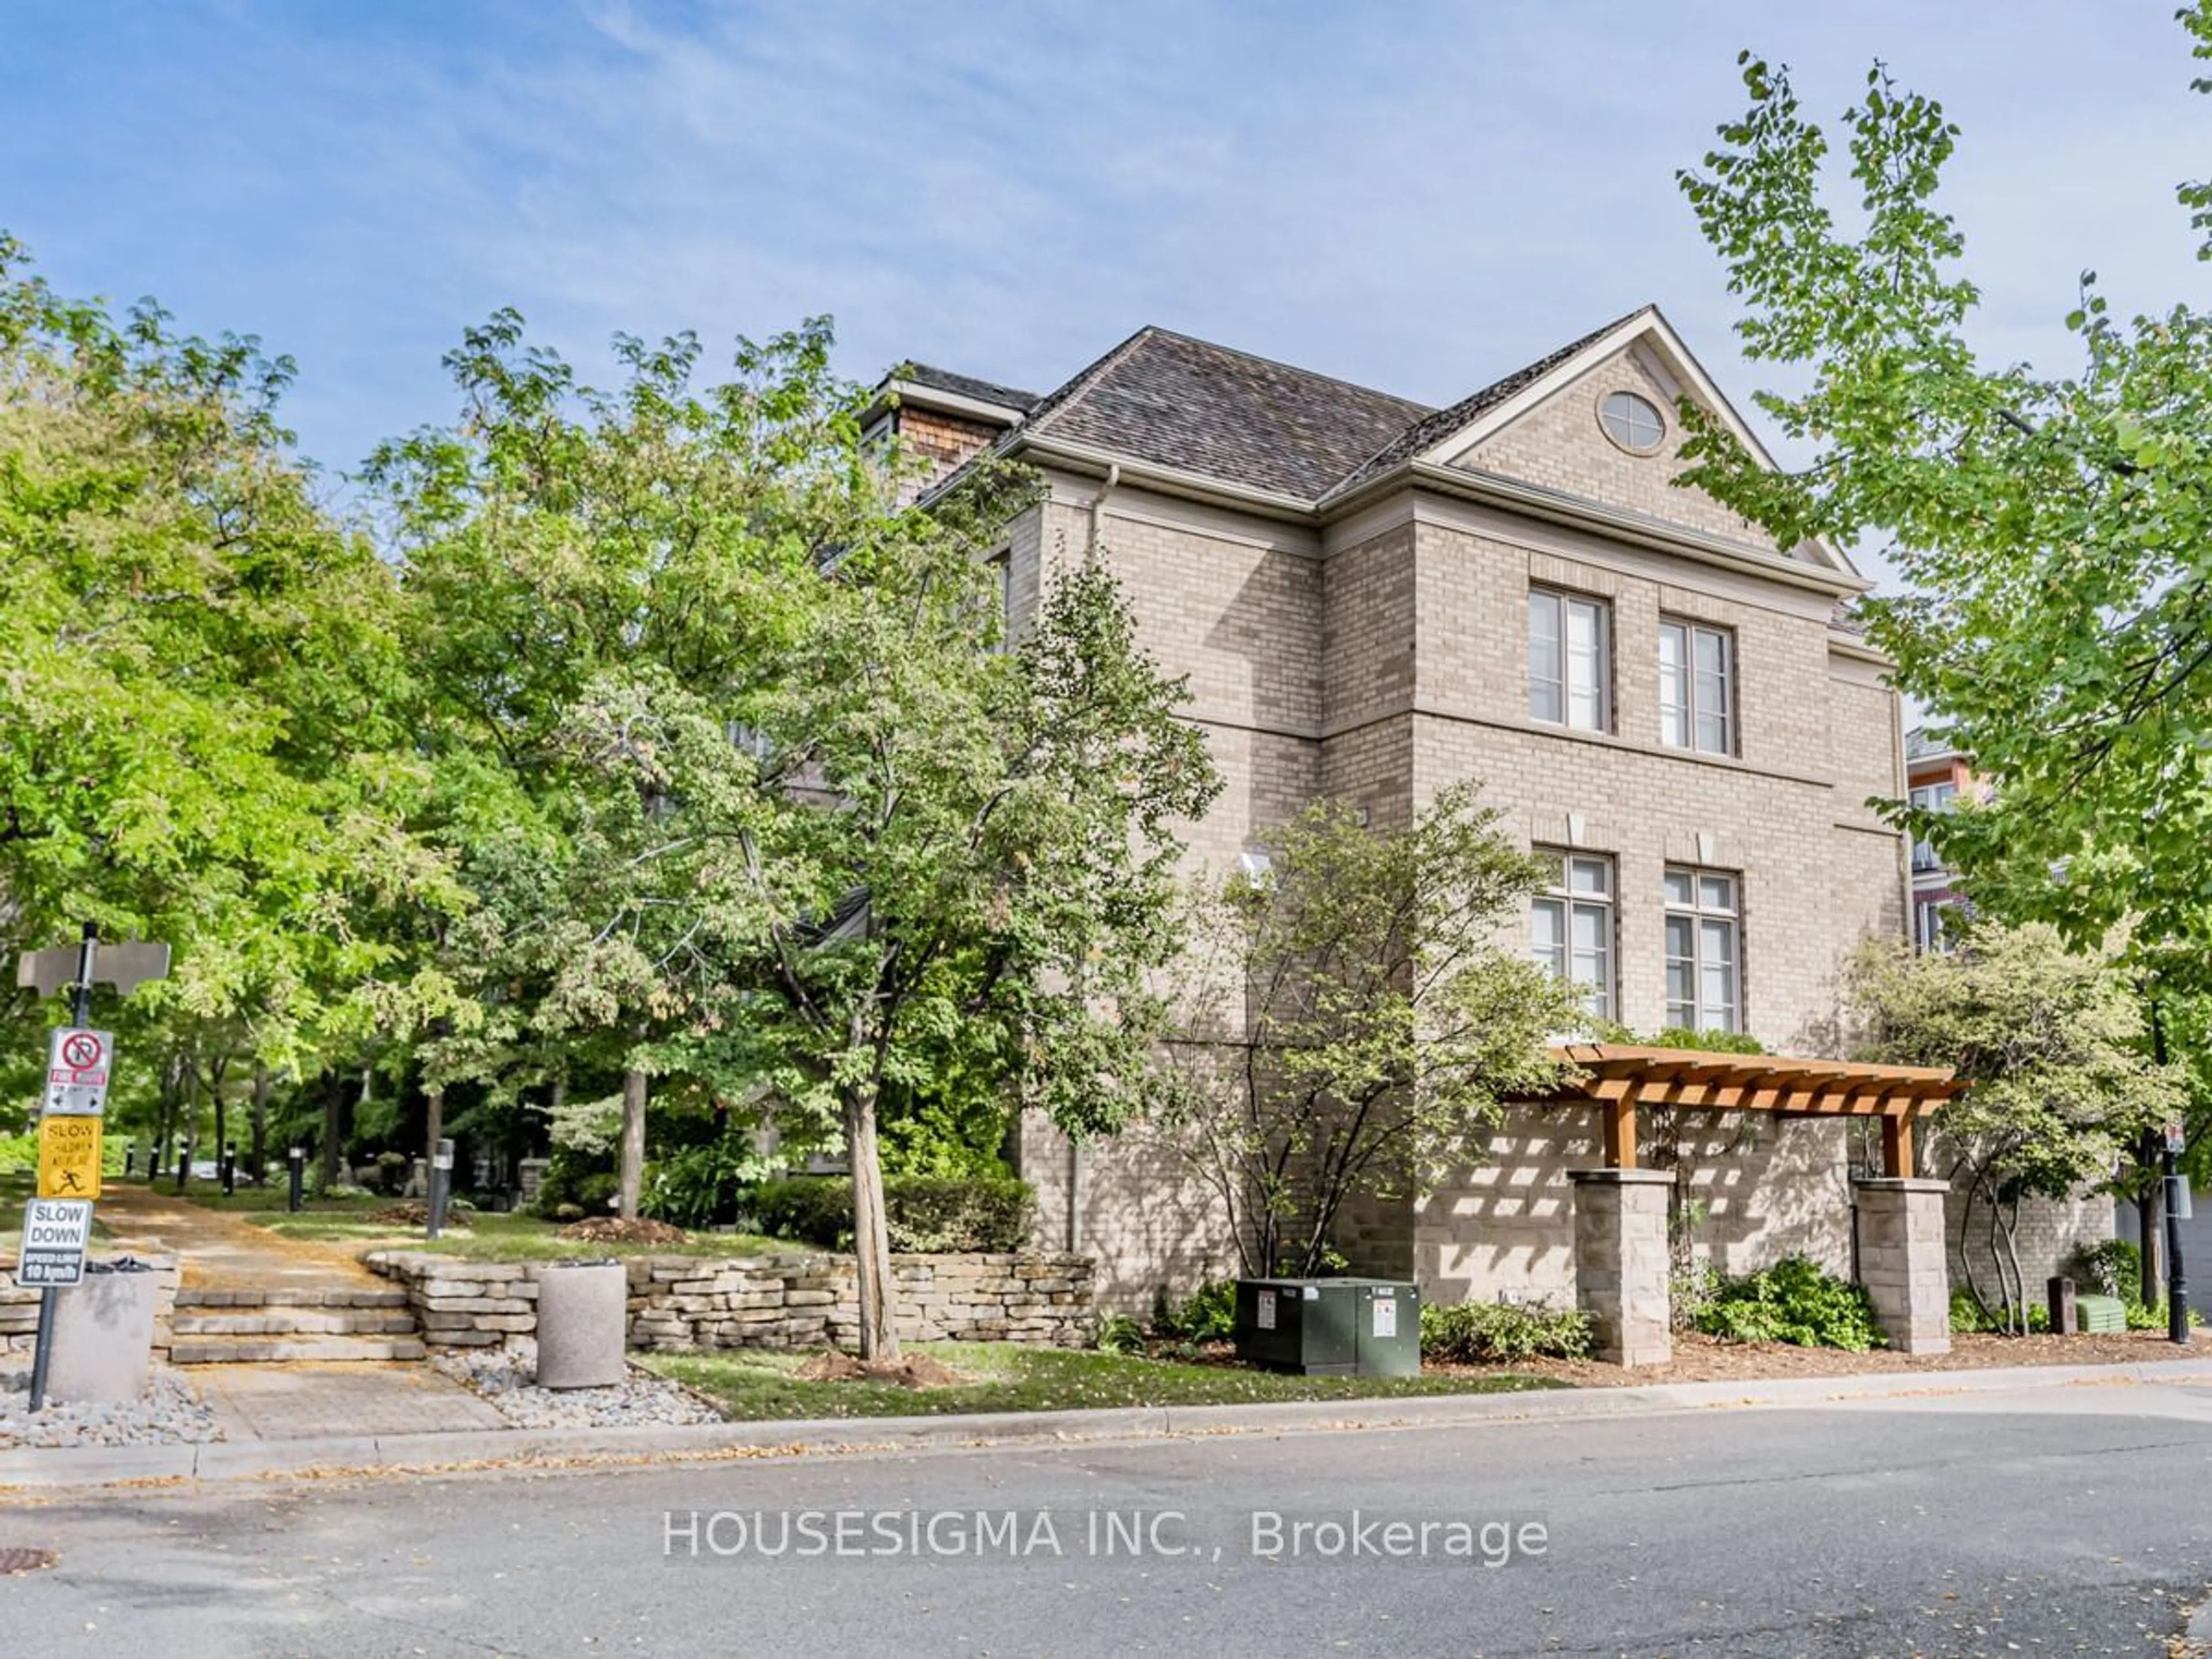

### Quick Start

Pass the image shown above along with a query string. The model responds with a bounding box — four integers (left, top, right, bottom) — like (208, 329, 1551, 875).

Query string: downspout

(1087, 464, 1121, 566)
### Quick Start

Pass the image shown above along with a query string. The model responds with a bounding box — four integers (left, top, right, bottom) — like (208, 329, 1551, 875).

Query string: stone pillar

(1569, 1168, 1675, 1368)
(1855, 1177, 1951, 1354)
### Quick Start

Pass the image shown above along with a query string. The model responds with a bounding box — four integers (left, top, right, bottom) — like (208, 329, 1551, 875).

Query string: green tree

(372, 316, 841, 1215)
(0, 234, 461, 1137)
(1676, 6, 2212, 1308)
(725, 550, 1219, 1356)
(1155, 786, 1577, 1279)
(1843, 923, 2180, 1331)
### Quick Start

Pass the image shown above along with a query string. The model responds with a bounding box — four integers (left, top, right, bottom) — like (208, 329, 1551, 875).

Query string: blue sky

(3, 1, 2206, 503)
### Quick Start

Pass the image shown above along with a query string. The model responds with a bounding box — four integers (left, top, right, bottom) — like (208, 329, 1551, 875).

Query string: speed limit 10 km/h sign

(43, 1026, 111, 1116)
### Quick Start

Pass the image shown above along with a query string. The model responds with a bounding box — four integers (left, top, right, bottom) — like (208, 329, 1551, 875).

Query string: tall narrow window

(1658, 619, 1734, 754)
(1907, 780, 1956, 873)
(1532, 850, 1615, 1019)
(1529, 589, 1609, 732)
(1663, 865, 1741, 1033)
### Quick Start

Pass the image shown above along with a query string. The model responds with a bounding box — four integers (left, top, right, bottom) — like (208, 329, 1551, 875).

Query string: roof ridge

(1321, 304, 1657, 503)
(1131, 327, 1433, 417)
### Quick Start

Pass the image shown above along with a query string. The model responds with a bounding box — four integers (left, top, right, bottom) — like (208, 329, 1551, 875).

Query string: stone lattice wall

(363, 1250, 1097, 1353)
(0, 1252, 181, 1359)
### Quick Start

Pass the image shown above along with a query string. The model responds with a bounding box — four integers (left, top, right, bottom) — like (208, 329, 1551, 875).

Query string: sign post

(15, 925, 168, 1411)
(2165, 1123, 2192, 1346)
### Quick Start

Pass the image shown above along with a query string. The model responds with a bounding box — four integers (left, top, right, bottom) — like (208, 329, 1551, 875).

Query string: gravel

(0, 1366, 223, 1449)
(433, 1342, 724, 1430)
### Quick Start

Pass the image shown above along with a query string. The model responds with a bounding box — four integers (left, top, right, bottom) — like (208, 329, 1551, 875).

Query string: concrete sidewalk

(7, 1353, 2212, 1493)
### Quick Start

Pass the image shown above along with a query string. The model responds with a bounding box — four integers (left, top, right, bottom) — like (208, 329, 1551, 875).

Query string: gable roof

(1321, 306, 1651, 502)
(1020, 328, 1433, 502)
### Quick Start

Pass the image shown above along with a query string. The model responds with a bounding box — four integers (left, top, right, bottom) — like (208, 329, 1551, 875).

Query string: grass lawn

(645, 1342, 1568, 1421)
(170, 1184, 784, 1260)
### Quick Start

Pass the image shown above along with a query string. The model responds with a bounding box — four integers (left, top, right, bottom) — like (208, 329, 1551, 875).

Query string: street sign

(36, 1115, 101, 1199)
(17, 940, 170, 999)
(2168, 1121, 2188, 1154)
(16, 1198, 92, 1287)
(43, 1026, 111, 1116)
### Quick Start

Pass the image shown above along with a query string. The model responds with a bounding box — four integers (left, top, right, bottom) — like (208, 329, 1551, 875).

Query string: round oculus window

(1599, 390, 1665, 452)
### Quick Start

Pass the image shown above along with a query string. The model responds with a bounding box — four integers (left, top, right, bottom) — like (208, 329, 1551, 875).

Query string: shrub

(1646, 1027, 1765, 1055)
(372, 1150, 412, 1196)
(749, 1174, 1036, 1253)
(1096, 1313, 1146, 1356)
(1420, 1297, 1594, 1364)
(2066, 1238, 2144, 1306)
(1156, 1279, 1238, 1343)
(1695, 1255, 1884, 1351)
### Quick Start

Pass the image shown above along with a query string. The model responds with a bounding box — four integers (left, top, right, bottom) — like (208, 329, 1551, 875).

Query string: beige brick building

(873, 311, 2093, 1319)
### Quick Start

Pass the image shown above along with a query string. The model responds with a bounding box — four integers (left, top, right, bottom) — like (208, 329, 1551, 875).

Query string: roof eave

(1326, 459, 1870, 597)
(860, 377, 1032, 434)
(1010, 433, 1321, 522)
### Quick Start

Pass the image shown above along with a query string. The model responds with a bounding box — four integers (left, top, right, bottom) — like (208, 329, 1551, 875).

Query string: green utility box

(2075, 1293, 2127, 1334)
(1234, 1278, 1422, 1377)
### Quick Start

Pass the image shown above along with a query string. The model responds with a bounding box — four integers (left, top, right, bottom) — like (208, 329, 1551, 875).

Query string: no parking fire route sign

(44, 1026, 111, 1117)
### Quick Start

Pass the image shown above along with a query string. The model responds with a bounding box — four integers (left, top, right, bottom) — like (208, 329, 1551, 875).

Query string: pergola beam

(1544, 1046, 1960, 1175)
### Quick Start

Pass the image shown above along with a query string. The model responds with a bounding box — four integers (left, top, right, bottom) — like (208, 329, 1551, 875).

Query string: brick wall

(1415, 1107, 1857, 1306)
(1450, 344, 1783, 552)
(365, 1250, 1097, 1353)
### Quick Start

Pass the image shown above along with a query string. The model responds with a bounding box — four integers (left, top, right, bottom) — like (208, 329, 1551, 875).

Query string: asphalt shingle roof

(894, 362, 1039, 414)
(1322, 307, 1650, 502)
(1021, 328, 1435, 502)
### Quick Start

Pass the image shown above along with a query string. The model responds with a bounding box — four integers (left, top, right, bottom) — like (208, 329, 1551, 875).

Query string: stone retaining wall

(0, 1253, 182, 1362)
(362, 1250, 1097, 1353)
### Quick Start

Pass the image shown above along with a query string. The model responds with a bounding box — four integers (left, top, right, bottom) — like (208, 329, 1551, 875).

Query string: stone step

(169, 1335, 429, 1365)
(173, 1287, 410, 1310)
(171, 1310, 421, 1338)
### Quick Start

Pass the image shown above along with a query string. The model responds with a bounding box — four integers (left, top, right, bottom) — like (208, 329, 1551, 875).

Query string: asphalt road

(10, 1376, 2212, 1657)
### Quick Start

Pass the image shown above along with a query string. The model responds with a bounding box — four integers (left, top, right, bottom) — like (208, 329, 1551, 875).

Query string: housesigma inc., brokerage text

(664, 1506, 1550, 1567)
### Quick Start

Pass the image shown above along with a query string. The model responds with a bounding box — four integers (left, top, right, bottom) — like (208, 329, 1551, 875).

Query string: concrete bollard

(47, 1259, 160, 1403)
(534, 1260, 627, 1389)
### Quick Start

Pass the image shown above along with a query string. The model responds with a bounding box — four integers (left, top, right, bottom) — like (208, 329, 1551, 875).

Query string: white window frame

(1907, 780, 1956, 874)
(1529, 589, 1611, 733)
(1658, 618, 1736, 755)
(1915, 898, 1956, 955)
(1663, 865, 1741, 1033)
(1531, 850, 1615, 1020)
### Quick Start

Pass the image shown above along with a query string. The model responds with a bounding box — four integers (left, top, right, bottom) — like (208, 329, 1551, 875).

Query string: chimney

(863, 362, 1037, 506)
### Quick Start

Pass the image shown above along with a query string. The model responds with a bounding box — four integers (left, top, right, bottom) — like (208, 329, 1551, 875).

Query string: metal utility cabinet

(1234, 1278, 1421, 1377)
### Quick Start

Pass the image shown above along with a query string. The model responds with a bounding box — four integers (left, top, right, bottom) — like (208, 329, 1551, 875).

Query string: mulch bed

(1431, 1327, 2211, 1389)
(793, 1351, 967, 1389)
(366, 1202, 471, 1229)
(554, 1217, 689, 1245)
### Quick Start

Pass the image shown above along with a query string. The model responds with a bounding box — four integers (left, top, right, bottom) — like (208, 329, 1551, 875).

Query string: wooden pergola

(1547, 1044, 1967, 1179)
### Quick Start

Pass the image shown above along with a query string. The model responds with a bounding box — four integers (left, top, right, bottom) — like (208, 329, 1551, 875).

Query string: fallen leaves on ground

(791, 1351, 968, 1389)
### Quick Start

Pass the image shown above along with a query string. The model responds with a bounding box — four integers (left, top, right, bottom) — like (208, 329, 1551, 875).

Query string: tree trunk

(176, 1063, 196, 1194)
(2138, 1172, 2166, 1310)
(618, 1067, 647, 1220)
(320, 1069, 346, 1190)
(249, 1064, 271, 1182)
(211, 1060, 228, 1184)
(845, 1085, 898, 1360)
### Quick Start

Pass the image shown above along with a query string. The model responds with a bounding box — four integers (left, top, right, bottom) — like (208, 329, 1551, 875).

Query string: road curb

(6, 1355, 2212, 1491)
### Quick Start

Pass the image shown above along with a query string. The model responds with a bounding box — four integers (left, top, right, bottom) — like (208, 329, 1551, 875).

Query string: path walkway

(79, 1183, 513, 1441)
(94, 1181, 383, 1290)
(191, 1362, 505, 1440)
